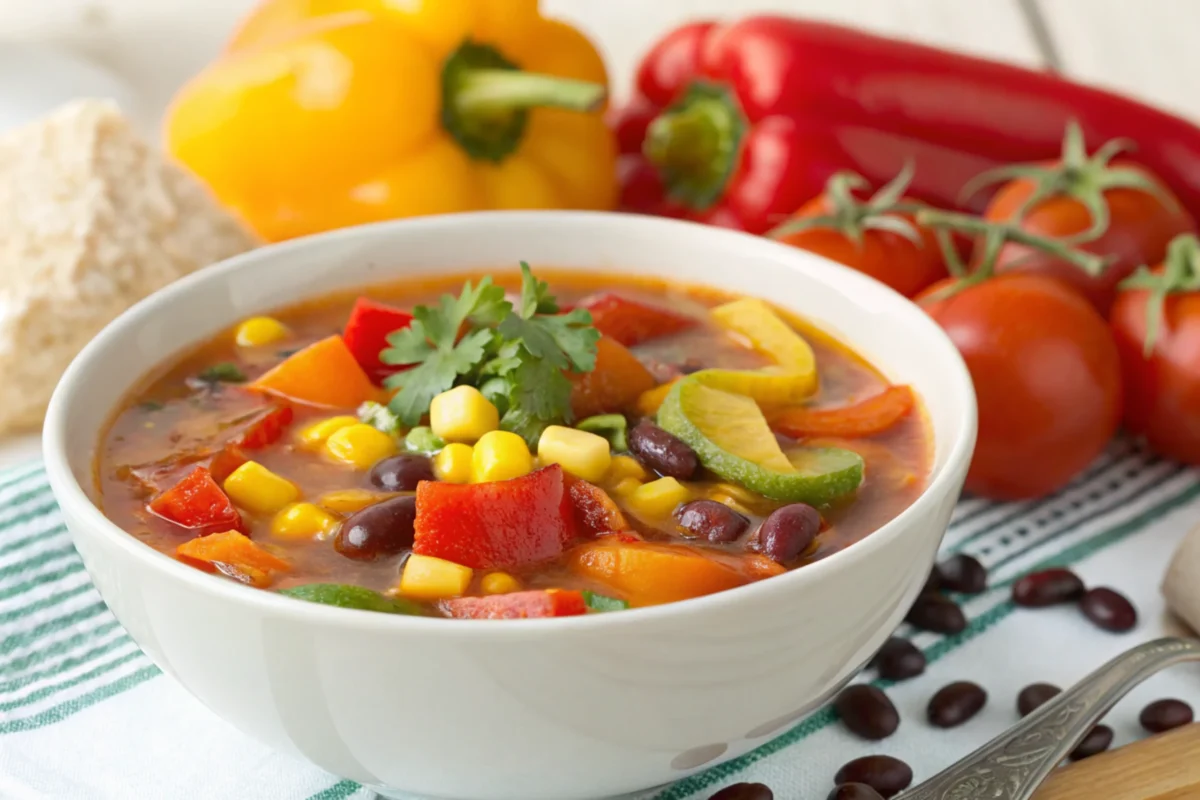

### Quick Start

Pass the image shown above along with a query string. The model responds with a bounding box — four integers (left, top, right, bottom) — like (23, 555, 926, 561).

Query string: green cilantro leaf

(197, 363, 246, 383)
(500, 359, 575, 444)
(581, 590, 629, 612)
(386, 328, 496, 425)
(517, 261, 558, 316)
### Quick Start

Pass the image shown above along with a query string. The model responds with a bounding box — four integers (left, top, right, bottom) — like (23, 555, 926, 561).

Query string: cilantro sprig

(380, 264, 600, 444)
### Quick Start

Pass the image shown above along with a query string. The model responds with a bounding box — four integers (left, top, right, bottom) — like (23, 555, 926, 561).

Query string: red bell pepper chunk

(342, 297, 414, 384)
(235, 404, 294, 449)
(148, 466, 244, 535)
(413, 464, 577, 569)
(441, 589, 588, 620)
(578, 292, 696, 347)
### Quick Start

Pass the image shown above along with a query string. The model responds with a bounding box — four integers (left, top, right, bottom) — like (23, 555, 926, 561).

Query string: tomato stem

(1120, 232, 1200, 355)
(917, 209, 1109, 277)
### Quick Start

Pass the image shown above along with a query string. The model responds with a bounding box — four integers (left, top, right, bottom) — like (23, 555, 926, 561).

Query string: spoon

(899, 636, 1200, 799)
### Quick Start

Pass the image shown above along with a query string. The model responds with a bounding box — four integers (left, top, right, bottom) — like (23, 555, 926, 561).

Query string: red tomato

(918, 273, 1122, 500)
(777, 193, 945, 297)
(984, 161, 1194, 314)
(1111, 268, 1200, 465)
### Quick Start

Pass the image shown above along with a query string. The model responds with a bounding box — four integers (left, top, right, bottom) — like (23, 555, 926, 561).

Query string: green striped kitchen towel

(0, 439, 1197, 799)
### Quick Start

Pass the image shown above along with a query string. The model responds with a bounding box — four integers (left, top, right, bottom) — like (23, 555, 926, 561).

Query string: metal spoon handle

(899, 636, 1200, 800)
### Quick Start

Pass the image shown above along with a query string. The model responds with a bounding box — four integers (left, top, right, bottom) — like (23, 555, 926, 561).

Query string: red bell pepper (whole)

(615, 16, 1200, 234)
(149, 466, 245, 535)
(441, 589, 588, 620)
(578, 292, 696, 347)
(413, 465, 577, 569)
(342, 297, 414, 384)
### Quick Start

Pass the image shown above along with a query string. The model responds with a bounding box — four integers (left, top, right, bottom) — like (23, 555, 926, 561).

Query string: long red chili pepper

(613, 17, 1200, 234)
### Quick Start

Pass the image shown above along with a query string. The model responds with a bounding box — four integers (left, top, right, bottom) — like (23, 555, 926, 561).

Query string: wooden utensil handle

(1034, 724, 1200, 799)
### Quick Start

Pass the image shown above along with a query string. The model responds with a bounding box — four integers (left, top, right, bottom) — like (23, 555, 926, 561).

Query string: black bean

(1080, 587, 1137, 632)
(833, 684, 899, 741)
(834, 755, 912, 798)
(628, 420, 699, 480)
(905, 593, 967, 634)
(1017, 682, 1061, 717)
(922, 565, 944, 595)
(1069, 724, 1113, 760)
(675, 499, 749, 543)
(938, 554, 988, 594)
(752, 503, 821, 563)
(870, 637, 926, 681)
(334, 495, 416, 561)
(1011, 568, 1086, 607)
(369, 454, 434, 492)
(828, 784, 884, 800)
(927, 681, 987, 728)
(708, 783, 773, 800)
(1140, 699, 1194, 733)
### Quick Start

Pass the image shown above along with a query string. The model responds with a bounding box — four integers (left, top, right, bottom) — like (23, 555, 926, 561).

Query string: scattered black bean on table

(628, 420, 699, 480)
(1016, 682, 1062, 717)
(752, 503, 821, 563)
(368, 454, 434, 492)
(1011, 568, 1086, 607)
(870, 637, 926, 681)
(707, 782, 773, 800)
(928, 681, 988, 728)
(834, 684, 900, 740)
(1079, 587, 1138, 632)
(674, 499, 749, 543)
(905, 592, 967, 634)
(333, 494, 417, 560)
(827, 783, 885, 800)
(834, 755, 913, 798)
(922, 566, 944, 595)
(938, 553, 988, 594)
(1140, 699, 1194, 733)
(1069, 724, 1113, 761)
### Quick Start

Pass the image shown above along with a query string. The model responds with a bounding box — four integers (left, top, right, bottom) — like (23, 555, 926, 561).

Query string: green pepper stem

(452, 68, 606, 117)
(643, 99, 728, 173)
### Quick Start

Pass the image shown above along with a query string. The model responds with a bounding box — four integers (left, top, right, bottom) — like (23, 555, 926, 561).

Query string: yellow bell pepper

(164, 0, 616, 242)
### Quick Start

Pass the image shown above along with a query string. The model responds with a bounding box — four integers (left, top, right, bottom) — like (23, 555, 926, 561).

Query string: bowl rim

(43, 210, 976, 638)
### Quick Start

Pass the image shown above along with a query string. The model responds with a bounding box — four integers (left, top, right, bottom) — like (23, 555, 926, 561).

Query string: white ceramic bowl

(44, 211, 976, 800)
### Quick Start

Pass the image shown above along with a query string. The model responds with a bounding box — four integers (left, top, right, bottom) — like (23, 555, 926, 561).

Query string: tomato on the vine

(770, 166, 946, 298)
(1111, 233, 1200, 465)
(915, 215, 1123, 501)
(966, 123, 1195, 314)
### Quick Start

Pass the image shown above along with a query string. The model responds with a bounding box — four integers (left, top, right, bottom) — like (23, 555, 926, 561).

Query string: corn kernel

(235, 316, 290, 347)
(606, 454, 648, 484)
(472, 430, 533, 483)
(224, 461, 299, 515)
(429, 385, 499, 443)
(626, 477, 691, 519)
(536, 425, 611, 483)
(433, 443, 474, 483)
(398, 554, 473, 600)
(317, 489, 393, 514)
(270, 502, 337, 540)
(325, 423, 398, 469)
(296, 415, 358, 448)
(611, 477, 642, 497)
(481, 572, 522, 595)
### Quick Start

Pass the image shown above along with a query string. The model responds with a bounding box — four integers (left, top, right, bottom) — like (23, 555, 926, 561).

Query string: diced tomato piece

(236, 404, 294, 449)
(149, 467, 244, 535)
(579, 292, 696, 347)
(249, 335, 379, 409)
(770, 385, 916, 439)
(413, 465, 577, 569)
(176, 531, 290, 588)
(441, 589, 587, 619)
(208, 444, 248, 486)
(569, 336, 657, 418)
(565, 474, 628, 536)
(342, 297, 415, 385)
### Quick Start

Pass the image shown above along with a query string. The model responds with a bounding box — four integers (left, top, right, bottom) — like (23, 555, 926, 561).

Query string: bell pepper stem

(453, 68, 606, 116)
(644, 100, 725, 173)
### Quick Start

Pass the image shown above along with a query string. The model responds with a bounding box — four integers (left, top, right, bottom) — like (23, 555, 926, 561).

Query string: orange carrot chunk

(771, 385, 915, 439)
(569, 336, 657, 419)
(176, 530, 291, 588)
(249, 335, 379, 409)
(566, 539, 770, 607)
